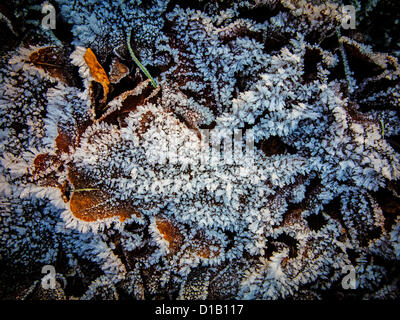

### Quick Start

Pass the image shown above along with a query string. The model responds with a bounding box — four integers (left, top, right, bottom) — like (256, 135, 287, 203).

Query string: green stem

(127, 30, 158, 88)
(380, 119, 385, 138)
(74, 188, 99, 192)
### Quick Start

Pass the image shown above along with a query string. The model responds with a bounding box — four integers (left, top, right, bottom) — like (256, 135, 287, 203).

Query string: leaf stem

(380, 118, 385, 138)
(74, 188, 100, 192)
(127, 30, 158, 88)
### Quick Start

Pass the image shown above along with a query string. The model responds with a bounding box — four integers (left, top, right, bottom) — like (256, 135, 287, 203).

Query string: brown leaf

(155, 217, 184, 255)
(155, 217, 221, 259)
(28, 47, 78, 86)
(68, 167, 141, 222)
(109, 57, 129, 84)
(191, 231, 221, 259)
(98, 79, 157, 125)
(32, 153, 64, 188)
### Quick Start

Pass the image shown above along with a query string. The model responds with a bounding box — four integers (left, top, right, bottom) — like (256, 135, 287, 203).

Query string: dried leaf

(84, 48, 110, 104)
(29, 47, 78, 86)
(155, 217, 184, 254)
(109, 57, 129, 84)
(67, 168, 141, 222)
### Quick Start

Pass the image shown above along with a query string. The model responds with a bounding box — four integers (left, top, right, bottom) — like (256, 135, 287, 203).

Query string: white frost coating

(1, 0, 400, 300)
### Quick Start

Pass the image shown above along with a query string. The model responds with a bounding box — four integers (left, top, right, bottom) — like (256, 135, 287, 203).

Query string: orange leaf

(68, 167, 141, 222)
(155, 217, 184, 254)
(84, 48, 110, 104)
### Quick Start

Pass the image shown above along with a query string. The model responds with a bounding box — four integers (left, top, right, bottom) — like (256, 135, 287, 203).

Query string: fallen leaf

(84, 48, 110, 104)
(155, 217, 184, 254)
(109, 57, 129, 84)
